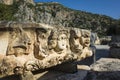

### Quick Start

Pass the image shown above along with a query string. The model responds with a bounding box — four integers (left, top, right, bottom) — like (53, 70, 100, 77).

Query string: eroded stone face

(0, 22, 92, 77)
(7, 27, 31, 57)
(48, 29, 69, 53)
(57, 34, 67, 50)
(34, 28, 50, 60)
(69, 28, 83, 53)
(81, 29, 91, 47)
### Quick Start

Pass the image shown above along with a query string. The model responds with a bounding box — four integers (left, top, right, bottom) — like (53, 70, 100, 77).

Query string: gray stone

(90, 58, 120, 71)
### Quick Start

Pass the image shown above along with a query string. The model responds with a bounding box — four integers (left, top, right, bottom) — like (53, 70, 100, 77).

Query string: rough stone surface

(0, 0, 35, 5)
(77, 65, 91, 71)
(0, 22, 93, 78)
(90, 58, 120, 71)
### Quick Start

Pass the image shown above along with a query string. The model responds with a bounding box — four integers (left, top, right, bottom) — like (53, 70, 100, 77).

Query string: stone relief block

(0, 22, 93, 77)
(0, 31, 9, 55)
(34, 28, 51, 60)
(6, 27, 31, 57)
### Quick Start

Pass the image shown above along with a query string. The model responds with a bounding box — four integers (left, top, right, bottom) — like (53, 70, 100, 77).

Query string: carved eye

(42, 34, 45, 38)
(74, 37, 78, 40)
(61, 37, 64, 39)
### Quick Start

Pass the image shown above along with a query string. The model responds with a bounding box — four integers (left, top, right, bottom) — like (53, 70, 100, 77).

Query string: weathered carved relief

(69, 28, 83, 60)
(24, 28, 73, 71)
(69, 28, 83, 53)
(80, 29, 92, 59)
(0, 56, 18, 76)
(34, 28, 50, 60)
(0, 22, 93, 78)
(81, 29, 91, 47)
(48, 29, 70, 54)
(7, 27, 31, 57)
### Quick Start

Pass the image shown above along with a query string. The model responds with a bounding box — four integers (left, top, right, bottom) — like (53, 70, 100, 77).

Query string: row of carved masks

(34, 28, 91, 60)
(6, 27, 91, 60)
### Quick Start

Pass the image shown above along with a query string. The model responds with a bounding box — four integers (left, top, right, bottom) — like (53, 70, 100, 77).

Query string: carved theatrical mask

(69, 28, 83, 53)
(81, 29, 91, 47)
(34, 28, 50, 60)
(57, 34, 67, 50)
(48, 29, 69, 53)
(48, 33, 57, 50)
(7, 27, 31, 57)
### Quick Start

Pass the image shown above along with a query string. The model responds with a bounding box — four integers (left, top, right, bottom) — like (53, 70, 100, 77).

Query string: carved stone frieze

(0, 22, 93, 77)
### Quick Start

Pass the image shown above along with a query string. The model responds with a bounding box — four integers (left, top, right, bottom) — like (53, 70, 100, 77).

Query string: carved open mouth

(13, 45, 27, 49)
(85, 41, 89, 44)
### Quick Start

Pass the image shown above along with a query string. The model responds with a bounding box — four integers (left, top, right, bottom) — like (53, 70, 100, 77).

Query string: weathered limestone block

(0, 30, 9, 55)
(90, 58, 120, 71)
(0, 22, 93, 78)
(0, 56, 18, 76)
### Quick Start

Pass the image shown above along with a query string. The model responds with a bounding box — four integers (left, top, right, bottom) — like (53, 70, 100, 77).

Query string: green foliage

(36, 2, 116, 37)
(0, 3, 18, 21)
(0, 2, 118, 37)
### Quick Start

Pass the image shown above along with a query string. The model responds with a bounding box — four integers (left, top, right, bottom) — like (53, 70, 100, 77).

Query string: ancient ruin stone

(0, 22, 93, 78)
(90, 58, 120, 71)
(69, 28, 83, 55)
